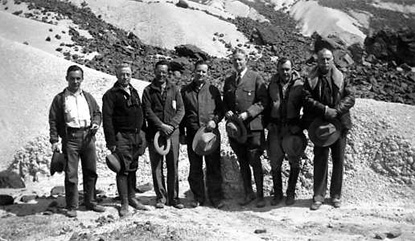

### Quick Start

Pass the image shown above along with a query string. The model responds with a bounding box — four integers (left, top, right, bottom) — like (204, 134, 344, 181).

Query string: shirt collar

(65, 88, 83, 96)
(238, 68, 248, 79)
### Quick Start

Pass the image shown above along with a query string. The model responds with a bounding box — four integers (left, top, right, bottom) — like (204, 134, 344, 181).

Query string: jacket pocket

(249, 115, 263, 131)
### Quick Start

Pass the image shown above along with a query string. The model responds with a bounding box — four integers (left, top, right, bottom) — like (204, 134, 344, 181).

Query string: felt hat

(192, 126, 220, 156)
(106, 152, 121, 173)
(154, 131, 172, 155)
(50, 151, 65, 176)
(225, 116, 248, 144)
(308, 118, 341, 147)
(282, 132, 307, 157)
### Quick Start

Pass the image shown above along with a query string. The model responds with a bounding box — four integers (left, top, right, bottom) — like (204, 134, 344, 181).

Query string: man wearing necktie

(223, 48, 268, 208)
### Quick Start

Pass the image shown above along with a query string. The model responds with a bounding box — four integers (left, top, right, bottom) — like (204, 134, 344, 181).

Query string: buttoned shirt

(64, 88, 91, 128)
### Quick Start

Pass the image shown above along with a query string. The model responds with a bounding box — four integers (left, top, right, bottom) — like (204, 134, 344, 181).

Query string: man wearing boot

(103, 62, 150, 217)
(49, 65, 105, 218)
(266, 58, 304, 206)
(142, 60, 185, 209)
(223, 48, 268, 208)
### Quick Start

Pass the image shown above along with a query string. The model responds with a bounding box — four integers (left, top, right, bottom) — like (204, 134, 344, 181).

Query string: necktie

(236, 74, 241, 85)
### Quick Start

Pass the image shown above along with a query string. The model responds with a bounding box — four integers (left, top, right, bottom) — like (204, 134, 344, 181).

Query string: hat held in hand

(192, 126, 220, 156)
(154, 131, 172, 155)
(225, 116, 247, 144)
(50, 151, 66, 176)
(282, 132, 307, 157)
(106, 152, 121, 173)
(308, 118, 341, 147)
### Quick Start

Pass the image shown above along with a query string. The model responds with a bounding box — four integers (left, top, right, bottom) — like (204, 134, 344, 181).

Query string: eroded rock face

(365, 28, 415, 66)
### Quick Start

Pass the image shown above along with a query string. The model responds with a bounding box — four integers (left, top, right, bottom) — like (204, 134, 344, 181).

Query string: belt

(67, 126, 90, 132)
(119, 128, 140, 134)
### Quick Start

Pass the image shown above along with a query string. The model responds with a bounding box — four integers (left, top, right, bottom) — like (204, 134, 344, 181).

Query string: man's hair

(115, 62, 132, 72)
(66, 65, 83, 77)
(232, 48, 247, 57)
(155, 60, 170, 69)
(277, 57, 292, 68)
(317, 48, 333, 57)
(194, 60, 209, 69)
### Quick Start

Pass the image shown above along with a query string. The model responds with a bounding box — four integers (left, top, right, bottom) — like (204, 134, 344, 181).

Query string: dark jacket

(302, 65, 355, 130)
(266, 70, 304, 126)
(180, 81, 225, 134)
(49, 89, 101, 144)
(102, 82, 144, 147)
(142, 81, 185, 139)
(223, 69, 268, 131)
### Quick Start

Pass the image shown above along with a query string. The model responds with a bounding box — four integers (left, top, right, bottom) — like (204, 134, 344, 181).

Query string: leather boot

(127, 172, 149, 211)
(116, 174, 129, 217)
(270, 169, 283, 206)
(250, 150, 265, 208)
(285, 168, 300, 206)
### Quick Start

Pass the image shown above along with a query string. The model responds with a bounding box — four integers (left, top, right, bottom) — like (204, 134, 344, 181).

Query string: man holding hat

(223, 48, 268, 208)
(303, 47, 355, 210)
(49, 65, 105, 218)
(180, 60, 225, 209)
(102, 62, 149, 217)
(142, 60, 185, 209)
(266, 57, 305, 206)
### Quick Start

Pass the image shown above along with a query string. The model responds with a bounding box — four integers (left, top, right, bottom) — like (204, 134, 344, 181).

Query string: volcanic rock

(0, 171, 25, 188)
(175, 44, 209, 60)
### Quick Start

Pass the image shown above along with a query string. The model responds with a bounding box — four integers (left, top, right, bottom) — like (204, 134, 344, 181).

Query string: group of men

(49, 46, 355, 218)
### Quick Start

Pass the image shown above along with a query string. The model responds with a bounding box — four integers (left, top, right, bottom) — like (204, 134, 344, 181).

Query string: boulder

(175, 44, 209, 60)
(0, 171, 25, 188)
(0, 194, 14, 205)
(176, 0, 189, 9)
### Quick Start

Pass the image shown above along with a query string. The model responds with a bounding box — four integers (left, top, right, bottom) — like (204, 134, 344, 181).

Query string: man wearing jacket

(223, 48, 268, 208)
(303, 48, 355, 210)
(267, 57, 304, 206)
(142, 60, 185, 209)
(49, 65, 105, 218)
(102, 63, 149, 217)
(180, 60, 225, 209)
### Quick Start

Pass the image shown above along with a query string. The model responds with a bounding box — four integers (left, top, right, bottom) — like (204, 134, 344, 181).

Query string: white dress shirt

(64, 88, 91, 128)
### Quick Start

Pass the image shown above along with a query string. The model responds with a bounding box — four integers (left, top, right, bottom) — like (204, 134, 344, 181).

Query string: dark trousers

(229, 130, 265, 198)
(186, 131, 223, 204)
(313, 134, 347, 202)
(63, 129, 98, 209)
(115, 132, 141, 174)
(148, 129, 180, 205)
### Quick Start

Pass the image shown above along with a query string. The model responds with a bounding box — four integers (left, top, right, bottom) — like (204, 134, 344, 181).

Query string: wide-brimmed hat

(282, 132, 307, 157)
(154, 131, 172, 155)
(106, 152, 121, 173)
(192, 126, 220, 156)
(308, 118, 341, 147)
(226, 116, 248, 144)
(50, 151, 65, 176)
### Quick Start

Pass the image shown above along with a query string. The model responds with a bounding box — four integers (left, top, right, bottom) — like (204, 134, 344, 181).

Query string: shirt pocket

(242, 87, 255, 104)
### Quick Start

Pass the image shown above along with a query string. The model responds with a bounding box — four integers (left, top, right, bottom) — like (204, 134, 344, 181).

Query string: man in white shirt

(49, 65, 105, 218)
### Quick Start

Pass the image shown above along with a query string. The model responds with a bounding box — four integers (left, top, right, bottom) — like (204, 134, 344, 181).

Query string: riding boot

(270, 169, 283, 206)
(127, 172, 149, 211)
(285, 168, 300, 206)
(249, 150, 265, 208)
(116, 174, 129, 217)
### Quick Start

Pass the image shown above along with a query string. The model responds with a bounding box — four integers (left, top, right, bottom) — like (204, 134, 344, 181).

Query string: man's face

(317, 49, 334, 73)
(278, 61, 292, 83)
(193, 64, 208, 84)
(66, 70, 83, 92)
(154, 64, 169, 85)
(116, 67, 132, 87)
(232, 52, 247, 73)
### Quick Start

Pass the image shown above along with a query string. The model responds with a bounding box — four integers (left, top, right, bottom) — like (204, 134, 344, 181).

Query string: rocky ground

(1, 0, 415, 240)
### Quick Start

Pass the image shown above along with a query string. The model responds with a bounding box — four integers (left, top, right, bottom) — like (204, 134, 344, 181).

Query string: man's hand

(108, 145, 116, 153)
(205, 120, 216, 131)
(161, 123, 174, 136)
(52, 142, 60, 152)
(225, 111, 234, 119)
(90, 123, 99, 135)
(238, 112, 249, 121)
(325, 107, 338, 119)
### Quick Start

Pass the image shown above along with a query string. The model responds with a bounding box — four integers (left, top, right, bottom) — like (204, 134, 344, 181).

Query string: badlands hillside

(0, 0, 415, 240)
